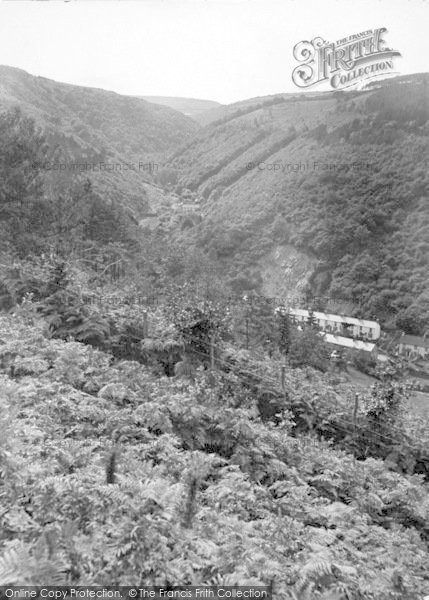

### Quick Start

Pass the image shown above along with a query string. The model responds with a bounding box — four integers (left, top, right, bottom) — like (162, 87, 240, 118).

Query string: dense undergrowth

(1, 301, 429, 598)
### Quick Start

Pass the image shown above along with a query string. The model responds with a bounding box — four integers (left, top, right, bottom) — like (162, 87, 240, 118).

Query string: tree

(165, 292, 231, 364)
(288, 328, 329, 371)
(395, 305, 426, 335)
(0, 107, 49, 255)
(276, 306, 291, 355)
(156, 167, 178, 188)
(307, 308, 317, 329)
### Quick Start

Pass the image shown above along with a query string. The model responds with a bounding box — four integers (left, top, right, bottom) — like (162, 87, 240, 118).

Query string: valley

(0, 63, 428, 597)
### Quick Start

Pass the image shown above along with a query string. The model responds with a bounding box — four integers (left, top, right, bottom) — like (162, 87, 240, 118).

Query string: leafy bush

(350, 349, 377, 376)
(288, 328, 329, 371)
(37, 263, 110, 348)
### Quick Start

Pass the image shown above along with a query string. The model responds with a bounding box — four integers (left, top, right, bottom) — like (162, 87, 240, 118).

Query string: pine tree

(276, 307, 291, 355)
(0, 107, 48, 255)
(307, 307, 317, 329)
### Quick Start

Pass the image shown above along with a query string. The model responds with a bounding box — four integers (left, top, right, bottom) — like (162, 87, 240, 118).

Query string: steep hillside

(0, 66, 199, 159)
(140, 96, 221, 119)
(165, 75, 429, 332)
(0, 65, 199, 216)
(193, 91, 324, 126)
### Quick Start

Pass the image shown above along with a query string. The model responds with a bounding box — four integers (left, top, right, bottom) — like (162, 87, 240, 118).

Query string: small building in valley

(398, 335, 429, 359)
(288, 308, 381, 341)
(321, 333, 376, 353)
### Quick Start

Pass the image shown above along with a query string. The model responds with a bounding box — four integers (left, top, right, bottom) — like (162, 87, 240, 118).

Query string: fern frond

(0, 543, 28, 585)
(295, 557, 333, 593)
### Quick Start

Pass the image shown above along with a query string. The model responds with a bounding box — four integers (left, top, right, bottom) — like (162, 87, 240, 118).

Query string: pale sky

(0, 0, 427, 104)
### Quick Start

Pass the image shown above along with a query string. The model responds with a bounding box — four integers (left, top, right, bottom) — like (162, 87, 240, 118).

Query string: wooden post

(353, 393, 359, 445)
(143, 310, 149, 337)
(281, 364, 287, 406)
(88, 346, 94, 367)
(210, 335, 215, 370)
(353, 393, 359, 427)
(281, 365, 286, 391)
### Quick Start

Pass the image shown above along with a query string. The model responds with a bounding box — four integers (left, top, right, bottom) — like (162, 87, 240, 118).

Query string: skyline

(0, 0, 427, 104)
